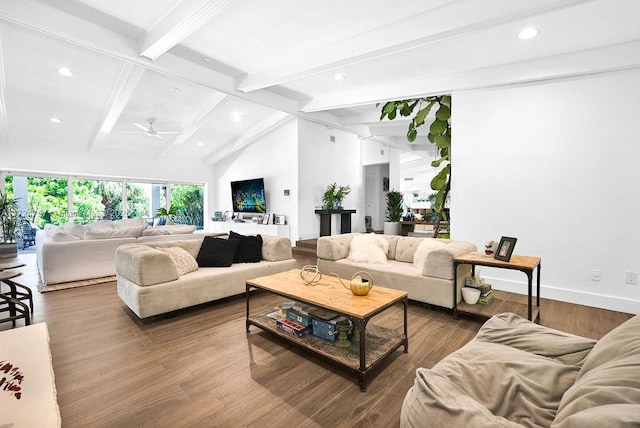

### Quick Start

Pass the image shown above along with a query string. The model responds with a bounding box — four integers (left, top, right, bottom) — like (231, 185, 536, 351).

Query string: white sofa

(316, 233, 476, 308)
(36, 218, 206, 285)
(115, 235, 296, 320)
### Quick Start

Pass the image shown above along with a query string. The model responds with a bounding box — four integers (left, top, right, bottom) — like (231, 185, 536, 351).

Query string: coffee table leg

(355, 318, 367, 392)
(403, 296, 409, 352)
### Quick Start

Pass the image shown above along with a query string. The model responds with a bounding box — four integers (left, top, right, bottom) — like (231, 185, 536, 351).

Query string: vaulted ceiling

(0, 0, 638, 173)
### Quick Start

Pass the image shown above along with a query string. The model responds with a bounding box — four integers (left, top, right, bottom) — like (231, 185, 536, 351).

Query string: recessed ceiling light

(50, 117, 61, 123)
(334, 73, 346, 81)
(202, 57, 212, 62)
(57, 67, 73, 77)
(232, 112, 242, 122)
(518, 27, 539, 40)
(197, 141, 204, 147)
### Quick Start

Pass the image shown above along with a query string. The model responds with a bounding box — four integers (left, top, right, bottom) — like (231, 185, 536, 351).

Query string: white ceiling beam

(301, 39, 640, 112)
(0, 34, 9, 145)
(156, 92, 228, 158)
(139, 0, 237, 61)
(204, 112, 293, 165)
(89, 63, 145, 153)
(236, 0, 593, 93)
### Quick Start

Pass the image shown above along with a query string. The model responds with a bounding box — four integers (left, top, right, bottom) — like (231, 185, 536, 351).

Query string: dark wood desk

(315, 209, 356, 236)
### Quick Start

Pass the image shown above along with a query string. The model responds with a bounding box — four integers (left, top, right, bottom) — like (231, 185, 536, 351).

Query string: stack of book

(464, 277, 493, 304)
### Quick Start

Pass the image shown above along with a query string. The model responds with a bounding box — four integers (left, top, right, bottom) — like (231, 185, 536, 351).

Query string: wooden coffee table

(246, 269, 408, 391)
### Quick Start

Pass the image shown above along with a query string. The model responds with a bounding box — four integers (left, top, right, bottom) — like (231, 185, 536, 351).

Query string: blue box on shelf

(312, 318, 338, 342)
(286, 309, 313, 326)
(276, 318, 312, 337)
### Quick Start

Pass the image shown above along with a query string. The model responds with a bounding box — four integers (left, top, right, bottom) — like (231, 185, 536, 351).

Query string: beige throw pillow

(347, 233, 388, 264)
(159, 246, 199, 275)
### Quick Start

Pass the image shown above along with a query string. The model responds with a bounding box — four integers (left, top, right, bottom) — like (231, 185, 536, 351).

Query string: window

(171, 184, 204, 229)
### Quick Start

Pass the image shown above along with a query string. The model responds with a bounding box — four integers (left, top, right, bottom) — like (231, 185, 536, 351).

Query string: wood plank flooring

(0, 252, 633, 427)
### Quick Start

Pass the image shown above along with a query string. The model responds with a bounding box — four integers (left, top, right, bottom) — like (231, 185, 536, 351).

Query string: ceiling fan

(120, 119, 182, 140)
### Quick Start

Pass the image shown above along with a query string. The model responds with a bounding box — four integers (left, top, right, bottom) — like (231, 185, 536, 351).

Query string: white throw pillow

(86, 220, 114, 231)
(413, 239, 446, 269)
(347, 233, 388, 264)
(63, 223, 87, 239)
(158, 247, 198, 275)
(50, 230, 80, 242)
(84, 225, 147, 240)
(112, 217, 148, 229)
(44, 224, 62, 237)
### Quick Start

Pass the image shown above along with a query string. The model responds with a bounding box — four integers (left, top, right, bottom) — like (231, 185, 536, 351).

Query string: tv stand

(209, 221, 290, 241)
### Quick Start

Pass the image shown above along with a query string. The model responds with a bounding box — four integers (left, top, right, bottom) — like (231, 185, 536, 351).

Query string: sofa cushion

(116, 244, 179, 286)
(423, 240, 476, 280)
(316, 233, 355, 260)
(85, 220, 114, 231)
(84, 225, 147, 240)
(44, 224, 62, 237)
(50, 230, 80, 242)
(395, 237, 424, 263)
(413, 239, 446, 269)
(229, 231, 263, 263)
(196, 236, 240, 267)
(141, 225, 197, 236)
(158, 246, 198, 276)
(261, 235, 293, 262)
(63, 223, 87, 239)
(401, 369, 522, 428)
(112, 217, 147, 229)
(552, 315, 640, 428)
(347, 233, 388, 264)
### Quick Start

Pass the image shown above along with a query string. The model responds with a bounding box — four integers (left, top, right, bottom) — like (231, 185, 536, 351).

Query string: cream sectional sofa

(115, 235, 296, 320)
(36, 218, 204, 285)
(401, 312, 640, 427)
(316, 233, 476, 308)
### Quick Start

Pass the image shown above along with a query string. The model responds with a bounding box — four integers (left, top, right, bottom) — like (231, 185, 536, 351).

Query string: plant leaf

(388, 108, 397, 120)
(435, 104, 451, 121)
(400, 101, 412, 116)
(430, 164, 450, 191)
(431, 157, 448, 168)
(429, 119, 448, 135)
(415, 101, 434, 127)
(433, 134, 450, 149)
(380, 101, 397, 120)
(407, 122, 417, 142)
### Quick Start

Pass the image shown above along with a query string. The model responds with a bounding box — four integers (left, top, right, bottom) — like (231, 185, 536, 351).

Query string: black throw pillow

(229, 231, 263, 263)
(196, 236, 240, 267)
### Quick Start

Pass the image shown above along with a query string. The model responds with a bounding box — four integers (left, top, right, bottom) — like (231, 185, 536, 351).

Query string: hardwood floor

(1, 252, 633, 427)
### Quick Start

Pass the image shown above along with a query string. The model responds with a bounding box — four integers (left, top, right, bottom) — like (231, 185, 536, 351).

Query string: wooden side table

(453, 252, 541, 321)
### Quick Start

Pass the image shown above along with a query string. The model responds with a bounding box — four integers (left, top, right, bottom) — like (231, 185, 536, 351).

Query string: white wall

(212, 119, 299, 241)
(298, 119, 366, 240)
(453, 70, 640, 314)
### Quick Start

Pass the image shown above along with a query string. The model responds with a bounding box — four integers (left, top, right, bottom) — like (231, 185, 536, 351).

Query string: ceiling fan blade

(119, 131, 147, 134)
(133, 122, 150, 131)
(156, 131, 182, 135)
(153, 133, 164, 141)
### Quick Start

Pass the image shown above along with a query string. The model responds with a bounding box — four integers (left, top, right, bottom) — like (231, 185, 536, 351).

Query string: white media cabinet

(209, 221, 290, 241)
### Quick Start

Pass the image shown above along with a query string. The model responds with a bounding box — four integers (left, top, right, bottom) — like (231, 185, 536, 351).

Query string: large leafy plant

(0, 190, 20, 243)
(385, 190, 404, 222)
(322, 183, 351, 210)
(380, 95, 451, 236)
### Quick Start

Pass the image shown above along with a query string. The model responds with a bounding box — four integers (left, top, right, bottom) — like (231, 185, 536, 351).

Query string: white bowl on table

(462, 287, 481, 305)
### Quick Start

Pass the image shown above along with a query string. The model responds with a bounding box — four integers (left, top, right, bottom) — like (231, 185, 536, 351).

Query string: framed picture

(262, 213, 270, 224)
(274, 215, 286, 225)
(494, 236, 517, 262)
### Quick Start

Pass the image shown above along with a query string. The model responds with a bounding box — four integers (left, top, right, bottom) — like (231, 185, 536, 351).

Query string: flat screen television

(231, 178, 266, 213)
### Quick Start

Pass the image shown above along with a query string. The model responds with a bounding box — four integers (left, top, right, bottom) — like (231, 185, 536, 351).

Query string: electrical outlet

(625, 271, 638, 285)
(591, 269, 601, 281)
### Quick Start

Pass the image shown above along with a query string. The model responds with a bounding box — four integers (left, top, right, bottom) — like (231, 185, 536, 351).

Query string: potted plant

(0, 190, 21, 258)
(383, 189, 404, 235)
(155, 205, 178, 225)
(322, 183, 351, 210)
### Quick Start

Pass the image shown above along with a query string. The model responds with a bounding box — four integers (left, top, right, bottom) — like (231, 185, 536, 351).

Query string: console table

(453, 252, 541, 322)
(314, 209, 356, 236)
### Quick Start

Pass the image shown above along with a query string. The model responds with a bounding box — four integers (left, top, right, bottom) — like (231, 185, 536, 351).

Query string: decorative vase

(333, 197, 342, 210)
(0, 242, 17, 259)
(383, 221, 402, 235)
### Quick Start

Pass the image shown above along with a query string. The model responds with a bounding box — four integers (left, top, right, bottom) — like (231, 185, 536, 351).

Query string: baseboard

(484, 276, 638, 315)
